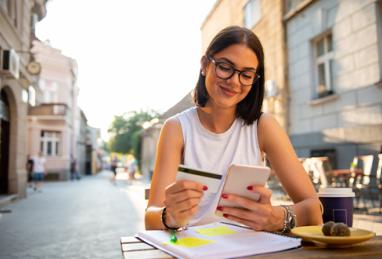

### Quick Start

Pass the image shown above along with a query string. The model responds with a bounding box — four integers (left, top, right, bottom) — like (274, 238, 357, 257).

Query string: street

(0, 171, 149, 259)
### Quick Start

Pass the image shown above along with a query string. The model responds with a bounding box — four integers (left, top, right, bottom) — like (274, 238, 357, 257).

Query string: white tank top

(173, 107, 263, 225)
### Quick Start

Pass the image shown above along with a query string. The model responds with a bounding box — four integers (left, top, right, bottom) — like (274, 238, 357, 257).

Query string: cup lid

(318, 187, 355, 197)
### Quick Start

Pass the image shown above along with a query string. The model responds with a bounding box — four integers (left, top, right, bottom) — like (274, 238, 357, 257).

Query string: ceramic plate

(291, 226, 375, 247)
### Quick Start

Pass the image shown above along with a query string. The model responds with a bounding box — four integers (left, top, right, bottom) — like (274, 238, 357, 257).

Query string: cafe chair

(349, 155, 375, 212)
(301, 158, 323, 191)
(303, 157, 331, 189)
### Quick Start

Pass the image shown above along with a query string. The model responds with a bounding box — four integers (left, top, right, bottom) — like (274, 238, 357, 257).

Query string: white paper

(136, 222, 301, 259)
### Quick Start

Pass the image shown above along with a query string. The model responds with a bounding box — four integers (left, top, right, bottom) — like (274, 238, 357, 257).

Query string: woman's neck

(197, 106, 236, 134)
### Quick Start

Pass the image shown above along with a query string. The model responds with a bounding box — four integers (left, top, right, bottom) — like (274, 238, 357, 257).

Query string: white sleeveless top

(173, 107, 263, 225)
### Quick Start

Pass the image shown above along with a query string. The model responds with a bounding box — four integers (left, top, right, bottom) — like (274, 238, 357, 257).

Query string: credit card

(176, 165, 222, 194)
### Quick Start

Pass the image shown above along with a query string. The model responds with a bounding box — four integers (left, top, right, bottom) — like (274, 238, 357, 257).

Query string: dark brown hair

(193, 26, 265, 125)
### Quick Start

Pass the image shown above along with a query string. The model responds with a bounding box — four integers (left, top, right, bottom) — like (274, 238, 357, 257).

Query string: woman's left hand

(216, 185, 284, 232)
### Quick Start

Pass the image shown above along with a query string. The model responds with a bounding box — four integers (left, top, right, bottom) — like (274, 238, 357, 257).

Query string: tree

(108, 110, 158, 162)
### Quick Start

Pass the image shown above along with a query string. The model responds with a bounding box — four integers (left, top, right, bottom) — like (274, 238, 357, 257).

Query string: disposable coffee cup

(318, 187, 355, 227)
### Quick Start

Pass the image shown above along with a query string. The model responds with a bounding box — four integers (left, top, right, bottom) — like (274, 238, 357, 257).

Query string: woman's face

(202, 44, 259, 110)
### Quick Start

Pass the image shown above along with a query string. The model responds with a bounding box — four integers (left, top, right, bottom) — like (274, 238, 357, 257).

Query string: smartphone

(216, 164, 271, 215)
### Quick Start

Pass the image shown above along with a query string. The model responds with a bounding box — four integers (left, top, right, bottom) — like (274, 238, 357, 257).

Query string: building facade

(0, 0, 47, 198)
(285, 0, 382, 168)
(77, 109, 88, 176)
(86, 126, 102, 175)
(27, 40, 79, 180)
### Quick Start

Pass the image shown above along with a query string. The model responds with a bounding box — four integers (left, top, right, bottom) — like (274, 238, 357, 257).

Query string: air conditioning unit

(0, 49, 20, 79)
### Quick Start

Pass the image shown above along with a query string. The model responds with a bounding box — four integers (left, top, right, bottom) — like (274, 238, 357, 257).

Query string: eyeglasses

(207, 56, 260, 87)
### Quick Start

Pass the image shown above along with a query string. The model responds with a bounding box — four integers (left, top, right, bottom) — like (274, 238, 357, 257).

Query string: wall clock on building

(27, 61, 41, 75)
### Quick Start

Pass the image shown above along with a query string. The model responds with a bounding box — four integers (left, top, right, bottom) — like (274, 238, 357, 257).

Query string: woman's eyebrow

(217, 57, 256, 70)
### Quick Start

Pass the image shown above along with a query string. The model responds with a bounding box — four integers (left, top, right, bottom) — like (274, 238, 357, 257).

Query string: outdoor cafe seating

(302, 154, 382, 213)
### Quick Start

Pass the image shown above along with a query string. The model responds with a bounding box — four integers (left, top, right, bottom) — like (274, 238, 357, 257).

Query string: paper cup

(318, 188, 355, 227)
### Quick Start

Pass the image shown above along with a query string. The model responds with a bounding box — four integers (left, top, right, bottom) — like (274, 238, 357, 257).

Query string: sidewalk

(0, 170, 149, 259)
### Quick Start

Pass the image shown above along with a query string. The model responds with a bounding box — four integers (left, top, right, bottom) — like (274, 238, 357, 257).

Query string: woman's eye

(242, 72, 255, 79)
(218, 64, 233, 72)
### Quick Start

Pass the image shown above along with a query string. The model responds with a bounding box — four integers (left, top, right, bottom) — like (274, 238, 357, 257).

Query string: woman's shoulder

(162, 116, 183, 137)
(159, 114, 185, 150)
(257, 112, 286, 150)
(257, 112, 280, 128)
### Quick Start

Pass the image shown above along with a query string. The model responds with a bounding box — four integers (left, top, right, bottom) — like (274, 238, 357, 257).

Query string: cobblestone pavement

(0, 171, 149, 259)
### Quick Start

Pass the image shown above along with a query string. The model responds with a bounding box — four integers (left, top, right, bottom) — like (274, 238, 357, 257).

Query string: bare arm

(258, 114, 322, 226)
(145, 118, 205, 230)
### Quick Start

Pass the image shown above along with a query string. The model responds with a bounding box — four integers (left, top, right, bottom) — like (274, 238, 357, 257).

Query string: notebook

(136, 222, 301, 259)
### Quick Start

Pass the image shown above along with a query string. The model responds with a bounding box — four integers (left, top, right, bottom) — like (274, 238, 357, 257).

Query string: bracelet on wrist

(280, 205, 296, 233)
(161, 207, 187, 231)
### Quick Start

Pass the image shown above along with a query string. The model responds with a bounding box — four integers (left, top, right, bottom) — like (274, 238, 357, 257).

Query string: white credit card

(176, 165, 222, 194)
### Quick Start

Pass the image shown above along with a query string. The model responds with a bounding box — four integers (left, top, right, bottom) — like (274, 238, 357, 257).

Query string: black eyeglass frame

(207, 55, 260, 87)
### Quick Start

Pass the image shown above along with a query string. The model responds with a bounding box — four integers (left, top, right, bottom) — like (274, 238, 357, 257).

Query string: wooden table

(120, 235, 382, 258)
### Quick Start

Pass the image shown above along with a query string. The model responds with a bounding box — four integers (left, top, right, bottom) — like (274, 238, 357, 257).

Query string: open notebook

(136, 222, 301, 259)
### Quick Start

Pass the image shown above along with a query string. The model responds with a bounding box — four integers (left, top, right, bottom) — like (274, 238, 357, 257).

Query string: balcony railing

(28, 103, 68, 116)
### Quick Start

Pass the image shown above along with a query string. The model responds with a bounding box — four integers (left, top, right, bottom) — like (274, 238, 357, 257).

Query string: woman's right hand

(163, 180, 207, 228)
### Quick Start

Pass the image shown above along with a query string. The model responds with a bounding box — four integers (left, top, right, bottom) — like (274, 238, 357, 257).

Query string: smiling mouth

(220, 85, 238, 96)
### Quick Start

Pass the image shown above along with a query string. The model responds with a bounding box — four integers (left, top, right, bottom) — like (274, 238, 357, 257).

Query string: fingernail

(216, 206, 223, 211)
(247, 185, 253, 190)
(203, 185, 208, 191)
(223, 213, 229, 218)
(221, 194, 228, 199)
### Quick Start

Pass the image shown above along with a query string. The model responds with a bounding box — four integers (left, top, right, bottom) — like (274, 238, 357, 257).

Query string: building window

(314, 32, 334, 98)
(244, 0, 261, 28)
(40, 131, 61, 156)
(5, 0, 17, 27)
(28, 86, 36, 106)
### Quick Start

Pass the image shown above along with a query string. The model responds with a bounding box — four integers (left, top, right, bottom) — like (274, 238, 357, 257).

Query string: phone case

(216, 164, 271, 216)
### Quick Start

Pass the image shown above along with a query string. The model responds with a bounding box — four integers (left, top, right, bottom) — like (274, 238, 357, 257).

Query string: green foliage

(108, 110, 158, 162)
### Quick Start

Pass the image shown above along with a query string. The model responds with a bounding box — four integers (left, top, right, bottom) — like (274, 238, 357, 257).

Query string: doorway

(0, 90, 10, 194)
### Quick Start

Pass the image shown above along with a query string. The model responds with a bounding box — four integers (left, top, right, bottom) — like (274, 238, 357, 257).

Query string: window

(40, 80, 58, 103)
(28, 86, 36, 106)
(314, 32, 334, 98)
(40, 131, 61, 156)
(5, 0, 17, 27)
(244, 0, 261, 28)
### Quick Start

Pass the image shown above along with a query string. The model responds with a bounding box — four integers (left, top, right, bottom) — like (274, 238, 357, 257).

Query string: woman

(145, 26, 322, 232)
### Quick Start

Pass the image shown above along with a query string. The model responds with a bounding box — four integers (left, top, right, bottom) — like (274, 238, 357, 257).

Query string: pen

(170, 229, 177, 243)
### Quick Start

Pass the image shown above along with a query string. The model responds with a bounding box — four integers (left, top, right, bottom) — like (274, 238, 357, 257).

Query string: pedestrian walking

(70, 155, 80, 180)
(128, 158, 137, 181)
(110, 155, 118, 183)
(32, 152, 46, 192)
(26, 154, 34, 188)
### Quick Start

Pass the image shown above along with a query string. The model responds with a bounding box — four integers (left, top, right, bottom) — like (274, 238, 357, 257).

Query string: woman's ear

(200, 56, 208, 76)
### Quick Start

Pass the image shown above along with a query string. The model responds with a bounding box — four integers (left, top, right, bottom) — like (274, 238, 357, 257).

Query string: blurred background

(1, 0, 382, 258)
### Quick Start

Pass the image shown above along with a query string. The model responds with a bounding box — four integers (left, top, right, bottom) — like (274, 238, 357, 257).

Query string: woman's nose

(225, 71, 241, 89)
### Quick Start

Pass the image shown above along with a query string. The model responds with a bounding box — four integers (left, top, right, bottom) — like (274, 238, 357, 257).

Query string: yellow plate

(291, 226, 375, 247)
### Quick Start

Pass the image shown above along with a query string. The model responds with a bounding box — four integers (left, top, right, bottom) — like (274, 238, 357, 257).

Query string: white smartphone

(216, 164, 271, 214)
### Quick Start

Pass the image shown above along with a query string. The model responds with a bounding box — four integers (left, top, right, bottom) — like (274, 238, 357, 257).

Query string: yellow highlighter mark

(166, 237, 213, 247)
(196, 225, 236, 237)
